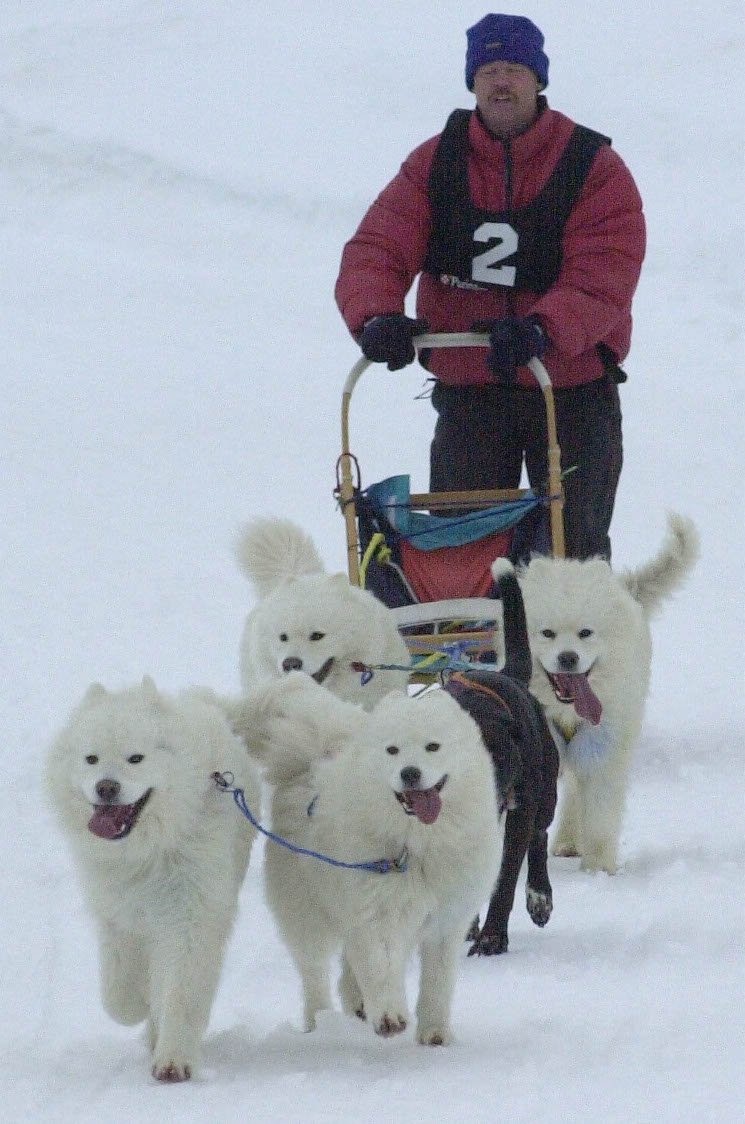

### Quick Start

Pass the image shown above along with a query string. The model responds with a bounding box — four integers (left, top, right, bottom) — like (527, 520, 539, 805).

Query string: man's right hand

(358, 314, 429, 371)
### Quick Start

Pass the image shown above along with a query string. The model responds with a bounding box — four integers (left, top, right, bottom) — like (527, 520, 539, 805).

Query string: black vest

(423, 108, 611, 295)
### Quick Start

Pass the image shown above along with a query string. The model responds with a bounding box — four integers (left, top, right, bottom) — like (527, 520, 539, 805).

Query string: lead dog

(229, 676, 502, 1045)
(45, 677, 258, 1082)
(497, 512, 699, 874)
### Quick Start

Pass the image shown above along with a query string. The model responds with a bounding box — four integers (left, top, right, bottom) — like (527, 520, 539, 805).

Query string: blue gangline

(213, 773, 408, 874)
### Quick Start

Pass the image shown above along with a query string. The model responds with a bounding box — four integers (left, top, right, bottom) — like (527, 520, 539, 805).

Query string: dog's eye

(85, 754, 99, 765)
(128, 754, 144, 764)
(386, 745, 399, 756)
(279, 633, 288, 642)
(577, 628, 593, 639)
(309, 632, 325, 642)
(425, 742, 440, 753)
(541, 629, 556, 639)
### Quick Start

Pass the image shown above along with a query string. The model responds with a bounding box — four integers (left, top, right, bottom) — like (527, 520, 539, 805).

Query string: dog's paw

(580, 853, 618, 875)
(152, 1058, 193, 1083)
(526, 887, 553, 927)
(468, 929, 508, 956)
(551, 841, 580, 858)
(416, 1024, 452, 1047)
(373, 1012, 407, 1038)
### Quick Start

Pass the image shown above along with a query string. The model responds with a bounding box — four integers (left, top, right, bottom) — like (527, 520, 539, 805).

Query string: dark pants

(430, 377, 623, 560)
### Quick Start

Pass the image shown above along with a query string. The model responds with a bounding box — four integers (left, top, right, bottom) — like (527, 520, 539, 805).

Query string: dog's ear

(82, 682, 108, 706)
(329, 571, 350, 587)
(140, 675, 162, 708)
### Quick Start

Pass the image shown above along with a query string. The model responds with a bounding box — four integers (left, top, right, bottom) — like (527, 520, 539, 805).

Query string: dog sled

(335, 332, 565, 682)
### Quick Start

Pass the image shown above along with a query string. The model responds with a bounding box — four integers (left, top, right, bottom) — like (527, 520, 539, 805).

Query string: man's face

(472, 60, 541, 138)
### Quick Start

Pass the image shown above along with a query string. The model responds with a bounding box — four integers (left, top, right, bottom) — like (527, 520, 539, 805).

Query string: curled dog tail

(620, 512, 699, 616)
(490, 557, 532, 686)
(234, 517, 325, 598)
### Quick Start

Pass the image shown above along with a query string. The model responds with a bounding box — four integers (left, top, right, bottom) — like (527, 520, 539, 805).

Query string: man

(335, 14, 646, 560)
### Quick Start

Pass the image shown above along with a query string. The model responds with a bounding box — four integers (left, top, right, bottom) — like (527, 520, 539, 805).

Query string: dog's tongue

(88, 804, 134, 840)
(407, 788, 442, 825)
(555, 674, 603, 724)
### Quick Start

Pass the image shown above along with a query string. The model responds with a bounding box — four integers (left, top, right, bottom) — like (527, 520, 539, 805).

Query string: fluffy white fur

(235, 516, 410, 707)
(45, 677, 259, 1082)
(230, 674, 502, 1045)
(493, 513, 699, 874)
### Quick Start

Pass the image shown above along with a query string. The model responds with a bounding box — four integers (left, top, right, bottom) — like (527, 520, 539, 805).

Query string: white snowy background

(2, 2, 743, 1121)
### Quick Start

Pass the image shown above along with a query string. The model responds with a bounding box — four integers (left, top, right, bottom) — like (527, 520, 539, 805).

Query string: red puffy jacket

(335, 105, 646, 389)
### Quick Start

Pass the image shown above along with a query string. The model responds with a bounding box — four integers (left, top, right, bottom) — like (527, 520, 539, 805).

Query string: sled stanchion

(340, 356, 371, 586)
(529, 357, 566, 560)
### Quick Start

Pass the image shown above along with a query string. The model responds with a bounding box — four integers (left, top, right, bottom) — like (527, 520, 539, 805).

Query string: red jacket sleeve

(334, 138, 437, 336)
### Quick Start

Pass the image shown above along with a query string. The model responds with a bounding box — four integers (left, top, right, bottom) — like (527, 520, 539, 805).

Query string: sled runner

(336, 332, 566, 680)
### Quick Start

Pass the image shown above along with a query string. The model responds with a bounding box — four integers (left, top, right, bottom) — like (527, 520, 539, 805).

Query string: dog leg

(415, 931, 460, 1045)
(292, 947, 333, 1032)
(148, 921, 228, 1082)
(338, 955, 365, 1020)
(551, 769, 581, 857)
(343, 926, 410, 1038)
(576, 767, 628, 874)
(470, 806, 533, 955)
(97, 922, 148, 1026)
(525, 828, 553, 926)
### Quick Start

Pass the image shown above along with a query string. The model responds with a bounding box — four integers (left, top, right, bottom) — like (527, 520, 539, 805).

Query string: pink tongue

(88, 804, 133, 840)
(407, 788, 442, 825)
(555, 674, 602, 724)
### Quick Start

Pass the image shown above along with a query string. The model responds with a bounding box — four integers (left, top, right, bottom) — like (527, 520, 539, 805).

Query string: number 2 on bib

(471, 222, 518, 287)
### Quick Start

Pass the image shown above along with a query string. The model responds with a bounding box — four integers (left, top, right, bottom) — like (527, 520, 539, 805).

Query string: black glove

(472, 315, 548, 381)
(358, 314, 429, 371)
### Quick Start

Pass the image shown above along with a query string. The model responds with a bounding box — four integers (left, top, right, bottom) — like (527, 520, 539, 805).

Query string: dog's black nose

(95, 779, 121, 804)
(282, 657, 303, 672)
(400, 766, 422, 788)
(557, 650, 579, 672)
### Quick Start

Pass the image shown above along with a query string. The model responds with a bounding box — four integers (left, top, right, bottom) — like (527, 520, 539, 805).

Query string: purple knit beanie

(465, 14, 549, 91)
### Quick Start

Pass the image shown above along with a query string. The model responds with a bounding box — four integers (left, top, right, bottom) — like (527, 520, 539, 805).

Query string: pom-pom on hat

(465, 14, 549, 91)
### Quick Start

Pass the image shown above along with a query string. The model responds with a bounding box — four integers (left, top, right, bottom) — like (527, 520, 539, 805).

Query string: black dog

(444, 566, 559, 956)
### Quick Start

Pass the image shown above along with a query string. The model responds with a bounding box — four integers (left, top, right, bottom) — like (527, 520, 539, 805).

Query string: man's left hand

(472, 315, 548, 381)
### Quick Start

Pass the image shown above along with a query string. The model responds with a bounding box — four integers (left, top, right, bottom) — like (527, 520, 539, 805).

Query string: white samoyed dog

(229, 674, 502, 1045)
(494, 513, 699, 874)
(235, 516, 410, 707)
(45, 677, 258, 1082)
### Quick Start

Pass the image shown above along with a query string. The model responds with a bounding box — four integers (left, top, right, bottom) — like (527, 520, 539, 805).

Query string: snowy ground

(1, 3, 743, 1122)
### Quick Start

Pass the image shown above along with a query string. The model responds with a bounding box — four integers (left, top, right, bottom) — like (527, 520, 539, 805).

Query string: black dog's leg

(525, 709, 559, 928)
(525, 828, 553, 927)
(468, 806, 533, 956)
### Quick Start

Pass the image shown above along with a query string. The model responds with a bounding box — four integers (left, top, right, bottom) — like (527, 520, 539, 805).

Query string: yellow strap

(359, 532, 390, 587)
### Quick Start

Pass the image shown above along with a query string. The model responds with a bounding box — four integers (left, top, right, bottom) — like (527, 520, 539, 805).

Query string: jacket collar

(470, 96, 561, 163)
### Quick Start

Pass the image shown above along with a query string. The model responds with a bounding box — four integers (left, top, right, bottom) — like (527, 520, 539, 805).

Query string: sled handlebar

(341, 332, 552, 397)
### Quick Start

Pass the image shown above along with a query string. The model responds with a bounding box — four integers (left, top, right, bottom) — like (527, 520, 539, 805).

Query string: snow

(2, 2, 743, 1121)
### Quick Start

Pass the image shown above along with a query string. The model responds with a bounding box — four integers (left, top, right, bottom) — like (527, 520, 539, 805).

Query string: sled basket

(336, 332, 565, 680)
